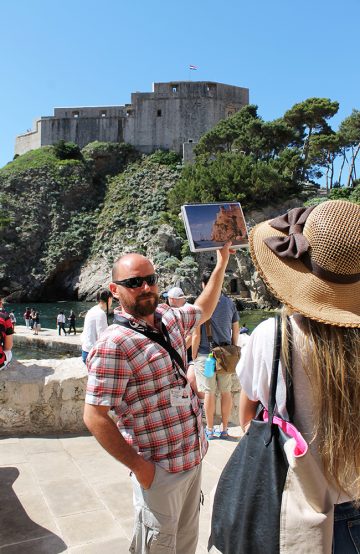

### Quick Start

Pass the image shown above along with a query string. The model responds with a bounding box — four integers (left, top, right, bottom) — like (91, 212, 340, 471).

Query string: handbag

(208, 315, 335, 554)
(205, 320, 240, 374)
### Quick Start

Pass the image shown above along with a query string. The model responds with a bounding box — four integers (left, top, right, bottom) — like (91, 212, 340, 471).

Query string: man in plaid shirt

(84, 244, 233, 553)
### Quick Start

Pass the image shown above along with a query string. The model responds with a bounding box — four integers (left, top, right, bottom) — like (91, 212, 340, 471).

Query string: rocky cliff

(0, 142, 305, 305)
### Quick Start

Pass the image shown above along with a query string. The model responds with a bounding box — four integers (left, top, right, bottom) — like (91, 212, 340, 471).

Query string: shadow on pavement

(0, 467, 67, 553)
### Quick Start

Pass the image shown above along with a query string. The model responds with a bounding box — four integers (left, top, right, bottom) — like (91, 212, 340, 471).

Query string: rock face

(0, 142, 306, 305)
(0, 358, 88, 435)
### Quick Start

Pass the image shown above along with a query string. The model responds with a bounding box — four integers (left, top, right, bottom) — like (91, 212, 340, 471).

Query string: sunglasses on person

(113, 274, 158, 289)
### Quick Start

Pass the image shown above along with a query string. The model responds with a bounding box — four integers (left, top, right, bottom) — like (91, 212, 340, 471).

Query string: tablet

(181, 202, 248, 252)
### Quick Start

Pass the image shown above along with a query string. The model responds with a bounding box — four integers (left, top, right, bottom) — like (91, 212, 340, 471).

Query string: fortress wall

(53, 106, 126, 118)
(124, 82, 249, 154)
(40, 116, 125, 148)
(124, 96, 183, 152)
(15, 121, 42, 156)
(15, 82, 250, 157)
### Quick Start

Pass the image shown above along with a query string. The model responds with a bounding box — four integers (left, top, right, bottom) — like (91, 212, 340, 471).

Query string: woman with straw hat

(237, 200, 360, 552)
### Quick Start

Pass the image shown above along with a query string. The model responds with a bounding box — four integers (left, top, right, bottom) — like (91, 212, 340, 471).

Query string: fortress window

(100, 110, 107, 117)
(72, 111, 80, 118)
(157, 109, 162, 117)
(206, 83, 216, 93)
(172, 84, 178, 93)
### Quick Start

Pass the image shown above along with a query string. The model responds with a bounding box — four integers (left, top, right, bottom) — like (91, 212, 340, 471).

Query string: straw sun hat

(249, 200, 360, 327)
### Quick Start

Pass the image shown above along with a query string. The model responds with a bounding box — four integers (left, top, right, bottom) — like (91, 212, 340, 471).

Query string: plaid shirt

(85, 303, 207, 473)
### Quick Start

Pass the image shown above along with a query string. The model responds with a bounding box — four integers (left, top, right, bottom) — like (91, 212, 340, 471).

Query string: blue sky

(1, 0, 359, 170)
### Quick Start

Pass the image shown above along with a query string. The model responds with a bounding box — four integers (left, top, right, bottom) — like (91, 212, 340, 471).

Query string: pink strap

(263, 410, 308, 457)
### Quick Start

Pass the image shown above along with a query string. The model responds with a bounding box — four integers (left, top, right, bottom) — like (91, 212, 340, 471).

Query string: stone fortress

(15, 81, 249, 161)
(211, 204, 247, 243)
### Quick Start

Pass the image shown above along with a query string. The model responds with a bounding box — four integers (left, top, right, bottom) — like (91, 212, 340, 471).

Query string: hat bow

(263, 206, 315, 259)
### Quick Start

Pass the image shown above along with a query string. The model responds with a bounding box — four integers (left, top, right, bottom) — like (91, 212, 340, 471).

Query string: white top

(81, 304, 108, 353)
(237, 315, 350, 504)
(57, 313, 66, 324)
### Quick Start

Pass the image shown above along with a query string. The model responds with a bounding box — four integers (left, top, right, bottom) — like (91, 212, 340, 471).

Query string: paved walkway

(0, 430, 241, 553)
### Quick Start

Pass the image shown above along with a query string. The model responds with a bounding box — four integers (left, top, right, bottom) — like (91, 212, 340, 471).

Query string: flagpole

(189, 64, 198, 80)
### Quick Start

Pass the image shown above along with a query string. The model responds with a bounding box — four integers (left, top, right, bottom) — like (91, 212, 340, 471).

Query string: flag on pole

(189, 65, 198, 70)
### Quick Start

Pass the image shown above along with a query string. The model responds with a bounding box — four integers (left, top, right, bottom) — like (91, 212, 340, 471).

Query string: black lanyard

(113, 315, 188, 387)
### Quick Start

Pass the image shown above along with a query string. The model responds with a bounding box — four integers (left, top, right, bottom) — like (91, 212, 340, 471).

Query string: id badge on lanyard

(170, 385, 191, 407)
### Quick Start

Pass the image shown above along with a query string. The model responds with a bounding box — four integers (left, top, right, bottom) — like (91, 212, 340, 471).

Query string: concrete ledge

(0, 357, 88, 436)
(3, 325, 241, 435)
(13, 326, 82, 355)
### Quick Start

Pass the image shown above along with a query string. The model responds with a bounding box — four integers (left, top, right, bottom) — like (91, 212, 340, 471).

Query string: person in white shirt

(81, 289, 113, 364)
(237, 200, 360, 552)
(56, 311, 67, 336)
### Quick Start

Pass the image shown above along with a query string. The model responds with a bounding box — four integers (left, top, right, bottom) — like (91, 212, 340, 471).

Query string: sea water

(7, 302, 276, 360)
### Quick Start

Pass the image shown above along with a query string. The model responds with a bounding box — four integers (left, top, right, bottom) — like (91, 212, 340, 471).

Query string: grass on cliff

(1, 147, 84, 175)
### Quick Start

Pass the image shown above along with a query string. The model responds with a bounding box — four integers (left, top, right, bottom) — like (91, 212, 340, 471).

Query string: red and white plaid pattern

(85, 303, 207, 472)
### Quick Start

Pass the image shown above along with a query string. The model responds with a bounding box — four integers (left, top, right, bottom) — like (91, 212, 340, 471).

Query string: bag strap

(266, 314, 282, 442)
(205, 320, 215, 350)
(113, 315, 187, 384)
(265, 315, 295, 444)
(285, 316, 295, 421)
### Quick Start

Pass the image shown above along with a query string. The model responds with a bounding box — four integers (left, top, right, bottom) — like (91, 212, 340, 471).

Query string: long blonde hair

(282, 309, 360, 503)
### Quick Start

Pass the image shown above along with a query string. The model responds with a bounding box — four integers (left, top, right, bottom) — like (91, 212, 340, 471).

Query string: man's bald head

(110, 253, 159, 319)
(112, 254, 155, 281)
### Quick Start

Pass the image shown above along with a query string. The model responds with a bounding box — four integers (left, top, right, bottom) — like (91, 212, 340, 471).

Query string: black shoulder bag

(208, 315, 335, 554)
(208, 314, 293, 554)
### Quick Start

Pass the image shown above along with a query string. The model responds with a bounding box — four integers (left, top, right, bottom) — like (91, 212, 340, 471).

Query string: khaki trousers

(130, 463, 202, 554)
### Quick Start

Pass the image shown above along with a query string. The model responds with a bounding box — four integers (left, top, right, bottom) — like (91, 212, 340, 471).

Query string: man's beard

(121, 292, 159, 317)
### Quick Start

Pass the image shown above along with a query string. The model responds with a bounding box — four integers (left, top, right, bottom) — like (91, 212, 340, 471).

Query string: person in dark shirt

(193, 272, 240, 440)
(68, 310, 77, 335)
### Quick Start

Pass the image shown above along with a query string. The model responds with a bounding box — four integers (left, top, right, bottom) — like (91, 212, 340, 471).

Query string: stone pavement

(0, 429, 242, 553)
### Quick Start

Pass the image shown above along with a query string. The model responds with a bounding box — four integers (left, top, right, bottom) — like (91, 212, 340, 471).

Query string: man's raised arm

(194, 242, 233, 325)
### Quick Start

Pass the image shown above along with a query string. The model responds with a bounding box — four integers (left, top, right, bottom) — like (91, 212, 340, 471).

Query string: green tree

(53, 140, 82, 160)
(307, 133, 341, 191)
(168, 151, 301, 213)
(338, 110, 360, 187)
(284, 98, 339, 178)
(194, 105, 261, 156)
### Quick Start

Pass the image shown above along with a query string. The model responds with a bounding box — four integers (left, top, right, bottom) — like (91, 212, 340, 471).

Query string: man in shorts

(192, 271, 239, 439)
(83, 244, 233, 553)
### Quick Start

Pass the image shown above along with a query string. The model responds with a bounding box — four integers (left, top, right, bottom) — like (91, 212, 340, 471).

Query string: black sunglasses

(113, 273, 158, 289)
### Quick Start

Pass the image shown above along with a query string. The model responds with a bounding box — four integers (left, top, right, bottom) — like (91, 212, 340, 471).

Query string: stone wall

(0, 358, 88, 436)
(39, 116, 125, 149)
(0, 357, 240, 436)
(124, 81, 249, 154)
(15, 120, 42, 156)
(15, 81, 249, 157)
